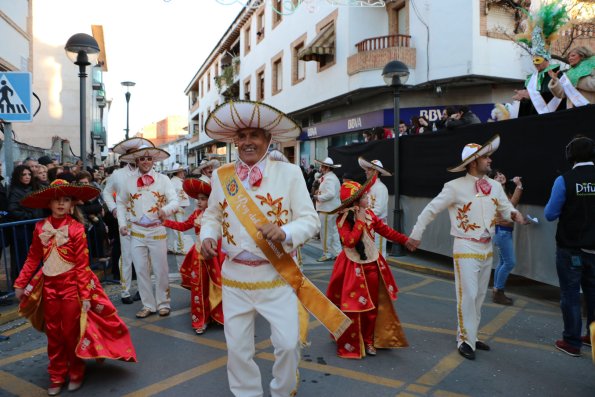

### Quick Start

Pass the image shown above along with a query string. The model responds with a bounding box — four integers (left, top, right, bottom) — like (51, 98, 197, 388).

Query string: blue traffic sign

(0, 72, 32, 122)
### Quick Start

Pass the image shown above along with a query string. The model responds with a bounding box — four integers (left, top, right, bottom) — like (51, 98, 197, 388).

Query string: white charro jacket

(200, 160, 320, 260)
(410, 174, 516, 241)
(102, 165, 138, 214)
(368, 178, 389, 220)
(116, 169, 179, 227)
(315, 171, 341, 212)
(171, 175, 190, 207)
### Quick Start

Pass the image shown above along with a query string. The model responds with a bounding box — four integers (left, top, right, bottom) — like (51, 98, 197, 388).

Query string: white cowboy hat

(191, 158, 221, 175)
(314, 157, 341, 168)
(166, 163, 187, 173)
(119, 145, 170, 163)
(358, 157, 392, 176)
(111, 137, 154, 155)
(447, 134, 500, 173)
(204, 100, 301, 143)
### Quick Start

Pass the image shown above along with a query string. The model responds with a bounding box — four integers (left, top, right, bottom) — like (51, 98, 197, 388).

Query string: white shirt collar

(573, 161, 594, 169)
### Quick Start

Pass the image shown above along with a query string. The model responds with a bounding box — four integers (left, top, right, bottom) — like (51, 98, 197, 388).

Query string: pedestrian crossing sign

(0, 72, 32, 122)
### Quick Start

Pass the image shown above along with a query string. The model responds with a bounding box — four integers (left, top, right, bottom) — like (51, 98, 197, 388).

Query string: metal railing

(0, 218, 114, 304)
(355, 34, 411, 52)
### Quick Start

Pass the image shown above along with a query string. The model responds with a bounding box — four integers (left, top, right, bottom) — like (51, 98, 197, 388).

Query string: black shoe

(476, 341, 491, 351)
(121, 296, 134, 304)
(0, 335, 9, 342)
(458, 343, 475, 360)
(133, 291, 141, 301)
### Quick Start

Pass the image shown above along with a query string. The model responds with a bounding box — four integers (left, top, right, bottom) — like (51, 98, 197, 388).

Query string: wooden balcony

(348, 34, 416, 76)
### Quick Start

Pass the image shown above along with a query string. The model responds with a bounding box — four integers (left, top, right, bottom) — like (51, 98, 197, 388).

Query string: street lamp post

(121, 81, 136, 139)
(382, 60, 410, 257)
(65, 33, 100, 171)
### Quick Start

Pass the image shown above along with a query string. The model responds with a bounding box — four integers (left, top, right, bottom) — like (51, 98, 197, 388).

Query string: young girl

(326, 178, 410, 359)
(163, 177, 223, 334)
(13, 180, 136, 396)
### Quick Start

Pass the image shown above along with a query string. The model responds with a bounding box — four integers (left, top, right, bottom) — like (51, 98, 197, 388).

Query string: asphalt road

(0, 240, 593, 397)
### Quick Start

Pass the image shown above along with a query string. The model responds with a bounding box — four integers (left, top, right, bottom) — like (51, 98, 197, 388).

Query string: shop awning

(298, 24, 335, 62)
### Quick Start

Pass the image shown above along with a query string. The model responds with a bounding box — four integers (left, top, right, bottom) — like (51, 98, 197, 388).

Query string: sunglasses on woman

(138, 157, 153, 162)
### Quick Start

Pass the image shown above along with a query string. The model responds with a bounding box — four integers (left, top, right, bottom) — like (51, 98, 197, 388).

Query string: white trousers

(452, 238, 493, 350)
(119, 232, 134, 298)
(130, 225, 170, 311)
(318, 212, 341, 258)
(166, 210, 193, 255)
(375, 217, 388, 258)
(222, 261, 299, 397)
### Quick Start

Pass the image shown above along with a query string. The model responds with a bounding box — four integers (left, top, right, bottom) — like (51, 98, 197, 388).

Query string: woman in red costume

(13, 180, 136, 396)
(326, 177, 410, 359)
(163, 177, 223, 334)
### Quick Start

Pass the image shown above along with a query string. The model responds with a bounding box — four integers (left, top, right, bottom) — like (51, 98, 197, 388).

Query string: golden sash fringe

(219, 164, 351, 339)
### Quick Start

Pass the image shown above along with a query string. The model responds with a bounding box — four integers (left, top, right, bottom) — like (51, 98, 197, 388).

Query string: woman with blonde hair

(549, 46, 595, 108)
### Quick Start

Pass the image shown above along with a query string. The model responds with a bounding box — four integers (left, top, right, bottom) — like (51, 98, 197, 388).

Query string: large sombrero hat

(20, 179, 100, 209)
(447, 135, 500, 173)
(204, 100, 301, 143)
(358, 157, 392, 176)
(119, 146, 170, 163)
(111, 137, 154, 155)
(327, 175, 376, 214)
(191, 158, 221, 175)
(182, 177, 211, 199)
(166, 163, 187, 174)
(315, 157, 341, 168)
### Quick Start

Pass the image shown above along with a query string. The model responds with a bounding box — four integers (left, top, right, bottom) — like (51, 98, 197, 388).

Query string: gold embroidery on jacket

(255, 193, 288, 226)
(128, 193, 141, 217)
(220, 200, 236, 245)
(149, 191, 167, 214)
(456, 202, 480, 233)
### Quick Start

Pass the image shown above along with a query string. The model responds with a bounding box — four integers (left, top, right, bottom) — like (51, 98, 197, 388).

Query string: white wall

(0, 0, 30, 70)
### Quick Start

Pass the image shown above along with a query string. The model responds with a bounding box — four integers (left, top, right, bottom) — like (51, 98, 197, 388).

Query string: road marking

(141, 323, 228, 350)
(0, 346, 46, 367)
(433, 390, 470, 397)
(493, 336, 554, 351)
(406, 383, 431, 393)
(399, 278, 435, 293)
(142, 307, 191, 323)
(257, 352, 405, 388)
(401, 322, 456, 336)
(3, 322, 31, 336)
(405, 291, 457, 303)
(0, 370, 46, 396)
(122, 355, 227, 397)
(415, 351, 462, 386)
(479, 300, 527, 336)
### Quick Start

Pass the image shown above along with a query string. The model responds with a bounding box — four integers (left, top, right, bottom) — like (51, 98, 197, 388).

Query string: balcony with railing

(91, 120, 106, 145)
(347, 34, 416, 76)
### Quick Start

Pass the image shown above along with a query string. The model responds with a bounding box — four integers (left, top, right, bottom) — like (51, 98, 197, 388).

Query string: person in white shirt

(116, 146, 179, 318)
(313, 157, 342, 261)
(359, 157, 391, 258)
(406, 135, 526, 360)
(165, 163, 193, 256)
(102, 137, 154, 304)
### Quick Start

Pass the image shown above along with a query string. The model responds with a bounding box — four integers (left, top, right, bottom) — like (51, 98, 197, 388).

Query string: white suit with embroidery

(166, 175, 194, 256)
(102, 165, 136, 299)
(410, 174, 516, 350)
(315, 171, 342, 258)
(116, 169, 179, 312)
(368, 178, 389, 257)
(200, 158, 320, 397)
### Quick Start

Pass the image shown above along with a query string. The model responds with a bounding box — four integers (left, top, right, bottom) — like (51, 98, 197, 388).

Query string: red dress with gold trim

(163, 208, 224, 330)
(14, 216, 136, 385)
(326, 209, 409, 359)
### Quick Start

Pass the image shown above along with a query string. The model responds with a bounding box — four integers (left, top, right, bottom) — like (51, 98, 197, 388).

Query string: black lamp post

(382, 60, 410, 256)
(65, 33, 100, 171)
(121, 81, 136, 139)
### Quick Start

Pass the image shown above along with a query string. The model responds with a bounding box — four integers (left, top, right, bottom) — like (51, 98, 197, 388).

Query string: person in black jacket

(75, 171, 107, 260)
(7, 165, 44, 281)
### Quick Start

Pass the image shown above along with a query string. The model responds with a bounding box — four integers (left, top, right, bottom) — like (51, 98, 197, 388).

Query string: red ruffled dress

(326, 209, 409, 358)
(163, 208, 224, 330)
(14, 216, 136, 386)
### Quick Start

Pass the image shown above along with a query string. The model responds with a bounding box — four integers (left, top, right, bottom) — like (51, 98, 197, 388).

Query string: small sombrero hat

(315, 157, 341, 168)
(204, 100, 301, 143)
(327, 175, 376, 214)
(112, 137, 154, 155)
(119, 146, 170, 163)
(191, 158, 221, 175)
(20, 179, 100, 209)
(358, 157, 392, 176)
(447, 134, 500, 173)
(166, 163, 187, 173)
(182, 177, 211, 199)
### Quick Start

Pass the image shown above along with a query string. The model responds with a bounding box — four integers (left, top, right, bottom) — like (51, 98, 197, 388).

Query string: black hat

(38, 156, 53, 166)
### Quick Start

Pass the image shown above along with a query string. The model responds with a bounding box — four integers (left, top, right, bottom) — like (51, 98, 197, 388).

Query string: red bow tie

(476, 178, 492, 195)
(137, 174, 155, 188)
(236, 163, 263, 187)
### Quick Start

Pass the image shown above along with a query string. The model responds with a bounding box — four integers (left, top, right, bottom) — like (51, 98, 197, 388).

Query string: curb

(386, 257, 455, 280)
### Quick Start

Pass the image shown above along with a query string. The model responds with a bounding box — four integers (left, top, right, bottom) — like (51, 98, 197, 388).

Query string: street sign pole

(2, 122, 14, 185)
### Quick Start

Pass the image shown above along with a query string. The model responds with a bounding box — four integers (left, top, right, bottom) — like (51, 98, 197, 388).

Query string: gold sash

(219, 164, 351, 339)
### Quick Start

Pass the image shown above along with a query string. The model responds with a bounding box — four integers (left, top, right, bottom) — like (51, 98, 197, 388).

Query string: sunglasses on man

(138, 157, 153, 162)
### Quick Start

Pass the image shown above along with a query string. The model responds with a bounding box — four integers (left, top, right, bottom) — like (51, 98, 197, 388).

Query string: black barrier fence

(0, 218, 113, 303)
(329, 104, 595, 206)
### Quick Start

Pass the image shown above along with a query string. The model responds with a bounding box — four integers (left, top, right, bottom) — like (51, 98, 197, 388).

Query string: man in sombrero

(359, 157, 391, 258)
(406, 135, 527, 360)
(192, 158, 220, 183)
(313, 157, 342, 262)
(116, 144, 179, 318)
(102, 137, 154, 304)
(199, 100, 350, 397)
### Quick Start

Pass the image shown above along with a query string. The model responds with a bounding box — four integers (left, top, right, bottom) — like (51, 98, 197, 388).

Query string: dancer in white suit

(313, 157, 342, 262)
(359, 157, 391, 258)
(166, 163, 193, 256)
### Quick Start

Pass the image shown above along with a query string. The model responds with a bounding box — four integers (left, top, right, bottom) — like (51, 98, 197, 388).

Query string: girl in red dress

(13, 180, 136, 396)
(163, 177, 223, 334)
(326, 177, 409, 359)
